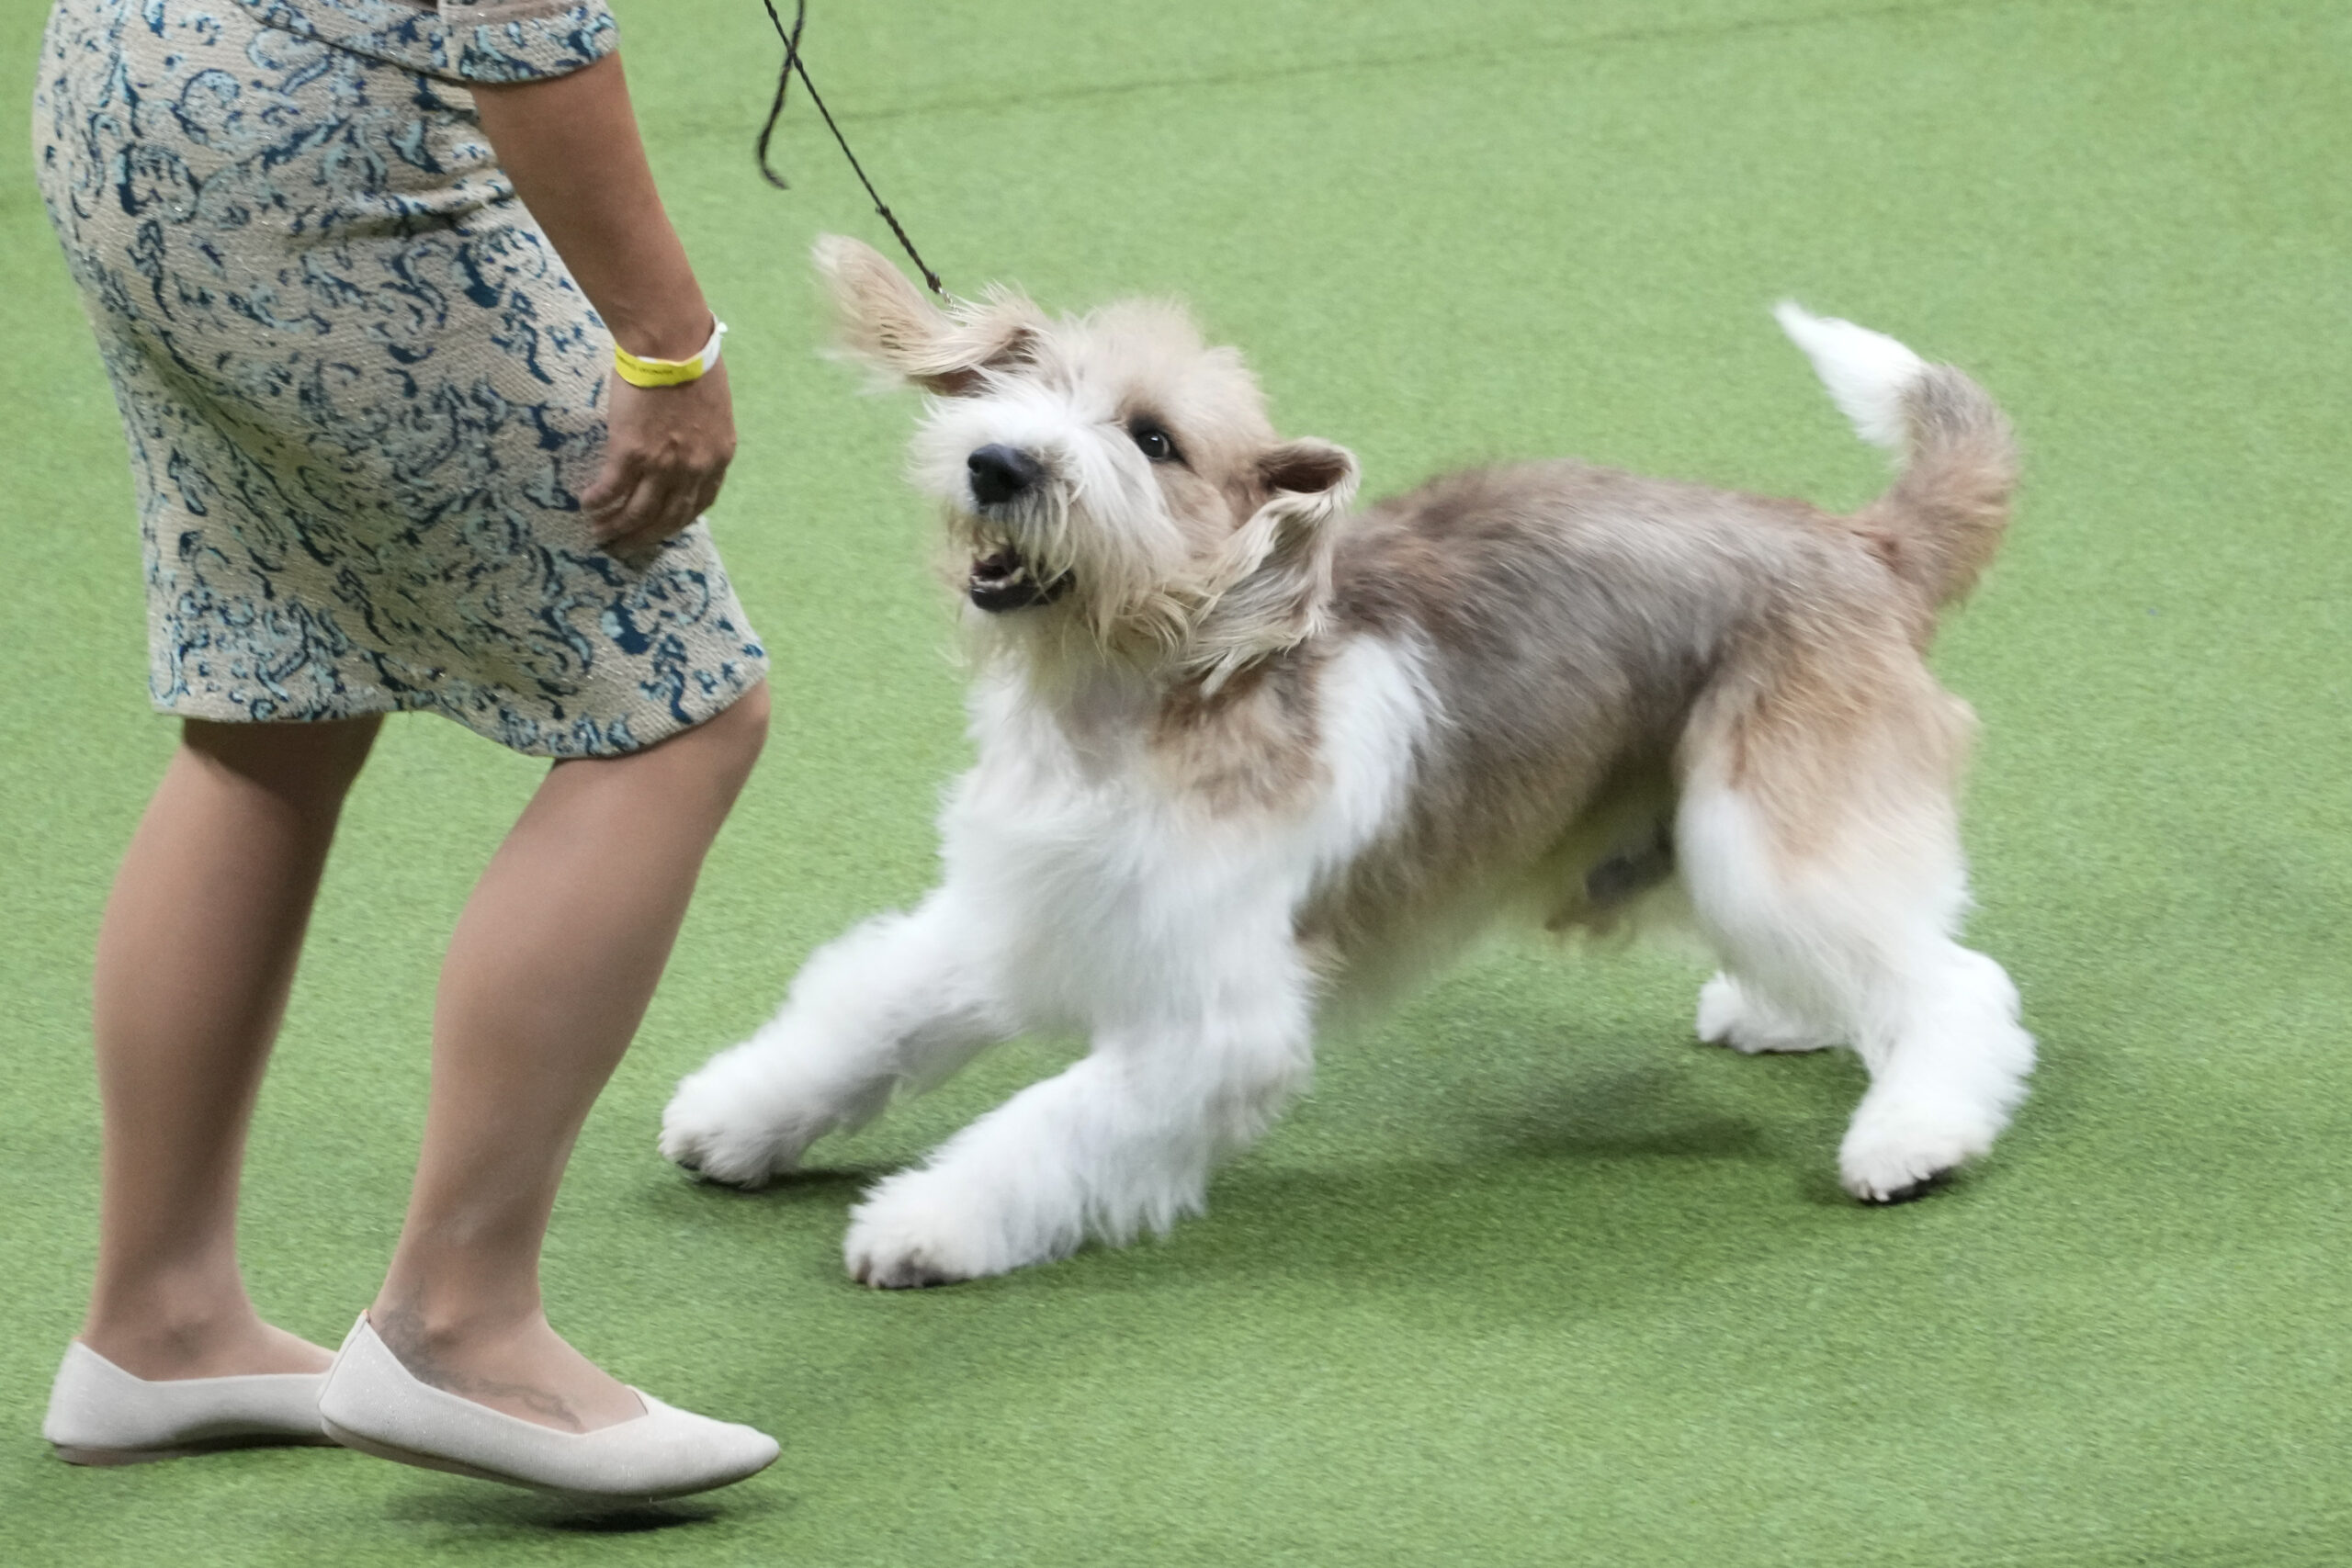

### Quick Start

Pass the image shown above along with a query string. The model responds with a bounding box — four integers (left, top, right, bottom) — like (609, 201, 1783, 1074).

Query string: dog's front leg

(660, 888, 1015, 1188)
(842, 982, 1315, 1288)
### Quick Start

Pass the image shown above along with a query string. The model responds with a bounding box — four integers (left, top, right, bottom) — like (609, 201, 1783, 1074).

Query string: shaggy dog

(662, 236, 2034, 1287)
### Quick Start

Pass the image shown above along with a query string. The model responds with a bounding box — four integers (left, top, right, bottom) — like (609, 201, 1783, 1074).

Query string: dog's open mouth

(967, 546, 1071, 613)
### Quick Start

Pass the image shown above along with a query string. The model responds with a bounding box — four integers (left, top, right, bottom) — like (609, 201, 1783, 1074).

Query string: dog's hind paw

(1696, 974, 1841, 1055)
(658, 1046, 826, 1189)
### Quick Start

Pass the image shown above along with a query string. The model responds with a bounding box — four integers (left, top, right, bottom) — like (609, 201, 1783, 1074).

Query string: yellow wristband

(614, 318, 728, 389)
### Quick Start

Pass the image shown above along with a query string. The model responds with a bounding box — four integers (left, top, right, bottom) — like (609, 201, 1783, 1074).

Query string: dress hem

(147, 659, 772, 760)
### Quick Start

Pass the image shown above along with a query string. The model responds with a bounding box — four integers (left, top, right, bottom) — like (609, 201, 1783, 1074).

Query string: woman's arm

(472, 53, 734, 556)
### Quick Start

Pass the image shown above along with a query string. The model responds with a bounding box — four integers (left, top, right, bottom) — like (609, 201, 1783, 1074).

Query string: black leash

(755, 0, 952, 302)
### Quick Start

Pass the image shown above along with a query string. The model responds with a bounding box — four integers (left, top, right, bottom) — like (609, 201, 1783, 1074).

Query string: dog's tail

(1775, 303, 2016, 607)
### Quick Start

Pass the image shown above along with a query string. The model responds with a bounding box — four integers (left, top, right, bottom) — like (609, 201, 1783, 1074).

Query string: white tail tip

(1774, 301, 1927, 450)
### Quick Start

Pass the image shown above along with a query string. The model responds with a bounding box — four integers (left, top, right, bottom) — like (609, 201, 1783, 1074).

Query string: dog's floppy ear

(1185, 438, 1361, 694)
(812, 234, 1039, 396)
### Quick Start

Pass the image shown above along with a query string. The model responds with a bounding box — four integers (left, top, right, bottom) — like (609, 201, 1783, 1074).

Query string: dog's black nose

(967, 444, 1043, 507)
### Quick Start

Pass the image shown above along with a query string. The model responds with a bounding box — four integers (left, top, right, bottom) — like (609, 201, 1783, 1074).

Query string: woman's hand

(581, 361, 737, 557)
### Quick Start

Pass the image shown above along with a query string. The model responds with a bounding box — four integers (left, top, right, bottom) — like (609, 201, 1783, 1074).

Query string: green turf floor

(5, 0, 2348, 1562)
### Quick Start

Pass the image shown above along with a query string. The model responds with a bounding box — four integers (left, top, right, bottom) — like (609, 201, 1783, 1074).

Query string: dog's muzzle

(965, 444, 1072, 613)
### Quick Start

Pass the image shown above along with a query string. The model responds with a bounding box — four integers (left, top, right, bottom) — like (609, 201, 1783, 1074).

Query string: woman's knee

(181, 715, 382, 811)
(564, 683, 767, 798)
(718, 680, 772, 741)
(677, 682, 769, 794)
(708, 682, 771, 776)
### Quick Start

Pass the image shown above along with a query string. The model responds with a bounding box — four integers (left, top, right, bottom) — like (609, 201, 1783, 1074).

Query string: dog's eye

(1127, 420, 1181, 465)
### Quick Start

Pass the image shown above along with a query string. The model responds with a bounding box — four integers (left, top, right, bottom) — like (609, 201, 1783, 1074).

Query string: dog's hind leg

(841, 951, 1317, 1288)
(659, 886, 1016, 1188)
(1675, 671, 2034, 1202)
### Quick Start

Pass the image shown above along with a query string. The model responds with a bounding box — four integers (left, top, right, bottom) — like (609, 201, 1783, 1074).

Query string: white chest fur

(938, 636, 1435, 1032)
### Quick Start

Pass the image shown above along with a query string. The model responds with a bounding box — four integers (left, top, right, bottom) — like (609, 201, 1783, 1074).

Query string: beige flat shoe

(316, 1316, 778, 1504)
(43, 1341, 334, 1465)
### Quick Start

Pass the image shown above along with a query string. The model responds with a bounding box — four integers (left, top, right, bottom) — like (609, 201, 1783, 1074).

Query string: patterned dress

(32, 0, 768, 757)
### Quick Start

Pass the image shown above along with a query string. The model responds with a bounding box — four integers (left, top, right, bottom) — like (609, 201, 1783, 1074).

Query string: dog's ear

(1185, 438, 1361, 694)
(812, 234, 1039, 395)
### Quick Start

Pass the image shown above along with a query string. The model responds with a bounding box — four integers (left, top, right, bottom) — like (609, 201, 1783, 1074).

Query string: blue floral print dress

(33, 0, 768, 757)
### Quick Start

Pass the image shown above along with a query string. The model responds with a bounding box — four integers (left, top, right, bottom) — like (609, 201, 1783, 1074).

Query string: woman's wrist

(614, 319, 728, 389)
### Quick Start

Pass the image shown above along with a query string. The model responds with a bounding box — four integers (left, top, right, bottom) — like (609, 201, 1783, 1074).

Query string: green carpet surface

(4, 1, 2347, 1562)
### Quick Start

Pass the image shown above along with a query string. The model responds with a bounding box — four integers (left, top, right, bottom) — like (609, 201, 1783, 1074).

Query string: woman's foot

(46, 1324, 338, 1463)
(319, 1315, 776, 1502)
(81, 1309, 334, 1382)
(365, 1298, 643, 1431)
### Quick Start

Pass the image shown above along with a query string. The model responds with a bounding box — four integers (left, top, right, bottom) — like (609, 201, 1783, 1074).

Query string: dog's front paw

(1838, 1090, 2002, 1203)
(1696, 973, 1840, 1055)
(659, 1044, 830, 1189)
(843, 1168, 1062, 1289)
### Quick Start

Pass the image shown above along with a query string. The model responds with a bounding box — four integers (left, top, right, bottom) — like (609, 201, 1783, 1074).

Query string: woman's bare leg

(370, 684, 769, 1431)
(81, 716, 383, 1381)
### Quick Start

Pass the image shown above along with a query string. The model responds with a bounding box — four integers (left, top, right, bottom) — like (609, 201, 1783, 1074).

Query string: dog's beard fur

(660, 237, 2037, 1289)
